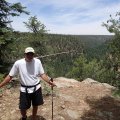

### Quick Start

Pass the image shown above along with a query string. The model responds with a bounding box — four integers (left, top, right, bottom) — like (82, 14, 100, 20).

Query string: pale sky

(9, 0, 120, 35)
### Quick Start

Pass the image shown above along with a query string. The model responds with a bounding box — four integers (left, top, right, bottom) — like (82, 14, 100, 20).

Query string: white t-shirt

(9, 58, 44, 93)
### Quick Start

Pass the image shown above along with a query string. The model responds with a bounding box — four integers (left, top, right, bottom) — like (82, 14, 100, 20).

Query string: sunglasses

(26, 52, 34, 56)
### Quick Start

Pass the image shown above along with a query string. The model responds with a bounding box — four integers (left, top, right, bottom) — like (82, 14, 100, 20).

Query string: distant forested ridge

(44, 34, 113, 77)
(0, 32, 113, 77)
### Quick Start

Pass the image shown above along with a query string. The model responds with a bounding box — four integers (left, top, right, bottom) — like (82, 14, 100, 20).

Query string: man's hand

(40, 74, 56, 87)
(49, 78, 56, 87)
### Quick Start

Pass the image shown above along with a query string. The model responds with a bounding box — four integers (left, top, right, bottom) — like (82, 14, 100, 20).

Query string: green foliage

(23, 16, 48, 57)
(0, 73, 4, 83)
(0, 89, 2, 94)
(112, 89, 120, 98)
(83, 59, 100, 79)
(67, 55, 100, 81)
(0, 0, 29, 34)
(24, 16, 47, 34)
(41, 80, 57, 96)
(103, 11, 120, 88)
(6, 83, 13, 89)
(102, 12, 120, 34)
(41, 81, 51, 96)
(67, 53, 118, 85)
(0, 0, 29, 63)
(1, 31, 111, 78)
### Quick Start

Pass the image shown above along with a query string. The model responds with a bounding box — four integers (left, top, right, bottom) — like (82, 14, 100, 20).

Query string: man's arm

(40, 73, 56, 86)
(0, 75, 13, 88)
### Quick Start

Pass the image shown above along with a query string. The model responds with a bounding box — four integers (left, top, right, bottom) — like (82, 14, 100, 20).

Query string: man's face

(25, 52, 34, 62)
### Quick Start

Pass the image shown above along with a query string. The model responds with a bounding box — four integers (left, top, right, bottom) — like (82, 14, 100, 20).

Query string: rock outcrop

(0, 77, 120, 120)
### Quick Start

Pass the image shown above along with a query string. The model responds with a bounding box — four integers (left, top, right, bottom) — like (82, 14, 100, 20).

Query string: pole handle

(50, 78, 53, 82)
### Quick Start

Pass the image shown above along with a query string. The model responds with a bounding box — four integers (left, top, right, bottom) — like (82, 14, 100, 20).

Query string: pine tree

(0, 0, 29, 63)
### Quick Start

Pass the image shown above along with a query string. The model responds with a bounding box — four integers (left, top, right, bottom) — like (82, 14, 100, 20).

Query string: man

(0, 47, 56, 120)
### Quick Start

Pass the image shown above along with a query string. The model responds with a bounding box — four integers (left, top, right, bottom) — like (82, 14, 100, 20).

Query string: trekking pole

(51, 78, 53, 120)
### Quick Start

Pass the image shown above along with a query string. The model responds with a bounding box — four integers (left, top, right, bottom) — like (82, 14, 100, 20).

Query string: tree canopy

(0, 0, 29, 63)
(24, 16, 46, 34)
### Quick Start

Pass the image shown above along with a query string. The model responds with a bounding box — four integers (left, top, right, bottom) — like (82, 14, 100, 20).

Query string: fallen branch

(36, 50, 76, 58)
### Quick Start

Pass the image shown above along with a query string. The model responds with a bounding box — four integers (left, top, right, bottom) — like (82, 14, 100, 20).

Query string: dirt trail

(0, 77, 120, 120)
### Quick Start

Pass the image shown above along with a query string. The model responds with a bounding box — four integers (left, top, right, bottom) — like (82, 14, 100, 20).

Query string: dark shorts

(19, 88, 44, 110)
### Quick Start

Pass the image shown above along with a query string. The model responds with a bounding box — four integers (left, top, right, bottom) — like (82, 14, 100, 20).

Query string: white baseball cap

(24, 47, 35, 53)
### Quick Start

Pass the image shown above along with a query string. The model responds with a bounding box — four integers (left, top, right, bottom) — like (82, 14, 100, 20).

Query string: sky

(9, 0, 120, 35)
